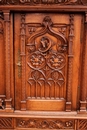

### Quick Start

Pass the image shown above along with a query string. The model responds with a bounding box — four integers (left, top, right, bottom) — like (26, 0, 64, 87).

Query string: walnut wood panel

(0, 2, 87, 129)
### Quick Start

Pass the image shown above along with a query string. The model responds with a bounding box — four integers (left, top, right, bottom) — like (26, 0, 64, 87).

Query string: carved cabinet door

(14, 13, 82, 111)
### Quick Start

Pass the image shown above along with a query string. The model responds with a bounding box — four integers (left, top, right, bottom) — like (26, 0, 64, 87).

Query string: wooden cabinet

(0, 1, 87, 130)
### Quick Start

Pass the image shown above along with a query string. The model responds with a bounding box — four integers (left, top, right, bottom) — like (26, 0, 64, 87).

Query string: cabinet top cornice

(0, 0, 87, 12)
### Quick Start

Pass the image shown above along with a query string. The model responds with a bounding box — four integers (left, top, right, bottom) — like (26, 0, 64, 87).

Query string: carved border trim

(17, 118, 74, 129)
(66, 14, 74, 111)
(3, 11, 13, 111)
(20, 14, 26, 110)
(80, 12, 87, 112)
(0, 0, 85, 5)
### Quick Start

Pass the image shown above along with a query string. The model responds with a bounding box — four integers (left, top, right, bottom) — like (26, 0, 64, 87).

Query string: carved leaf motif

(28, 27, 36, 34)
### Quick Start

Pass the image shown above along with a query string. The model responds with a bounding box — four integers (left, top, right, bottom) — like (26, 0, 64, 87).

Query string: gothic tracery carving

(27, 16, 68, 99)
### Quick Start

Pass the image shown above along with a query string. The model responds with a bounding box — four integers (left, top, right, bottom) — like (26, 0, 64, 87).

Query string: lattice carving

(0, 118, 13, 129)
(26, 16, 68, 99)
(78, 120, 87, 130)
(17, 119, 74, 129)
(0, 0, 85, 5)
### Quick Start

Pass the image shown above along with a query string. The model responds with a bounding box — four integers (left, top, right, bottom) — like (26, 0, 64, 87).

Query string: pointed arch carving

(27, 16, 67, 46)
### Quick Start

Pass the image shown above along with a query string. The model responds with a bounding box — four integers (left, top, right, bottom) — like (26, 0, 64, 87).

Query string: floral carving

(0, 0, 18, 4)
(28, 27, 36, 34)
(48, 53, 66, 69)
(0, 0, 84, 5)
(28, 52, 45, 69)
(58, 27, 67, 36)
(17, 119, 74, 129)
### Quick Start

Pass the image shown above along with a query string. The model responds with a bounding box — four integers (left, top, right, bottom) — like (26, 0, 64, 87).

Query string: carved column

(20, 14, 26, 110)
(3, 11, 13, 111)
(66, 14, 74, 111)
(80, 12, 87, 112)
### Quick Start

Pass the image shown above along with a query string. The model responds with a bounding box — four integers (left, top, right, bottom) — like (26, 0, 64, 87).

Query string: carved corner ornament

(0, 0, 86, 5)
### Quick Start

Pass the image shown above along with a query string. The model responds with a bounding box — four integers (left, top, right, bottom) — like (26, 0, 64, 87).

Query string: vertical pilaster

(80, 12, 87, 112)
(3, 10, 13, 112)
(20, 14, 26, 110)
(66, 14, 74, 111)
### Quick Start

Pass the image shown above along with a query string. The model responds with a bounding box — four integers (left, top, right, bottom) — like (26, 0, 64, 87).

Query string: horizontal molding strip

(0, 5, 87, 12)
